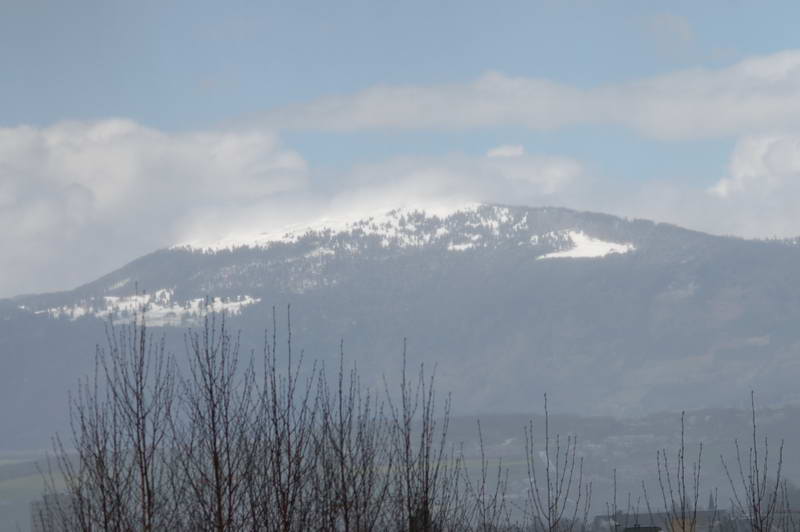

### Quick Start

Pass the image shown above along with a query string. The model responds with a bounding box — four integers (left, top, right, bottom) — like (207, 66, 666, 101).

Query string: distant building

(593, 510, 727, 532)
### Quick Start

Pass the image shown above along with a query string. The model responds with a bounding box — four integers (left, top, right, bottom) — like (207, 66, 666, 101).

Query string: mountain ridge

(4, 202, 800, 447)
(9, 203, 702, 304)
(6, 202, 745, 304)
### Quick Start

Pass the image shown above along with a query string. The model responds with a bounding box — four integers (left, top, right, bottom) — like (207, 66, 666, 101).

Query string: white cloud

(666, 133, 800, 237)
(311, 143, 800, 242)
(541, 133, 800, 240)
(0, 119, 308, 297)
(487, 144, 525, 158)
(712, 135, 800, 198)
(10, 118, 800, 299)
(496, 154, 583, 191)
(1, 120, 592, 296)
(325, 150, 585, 218)
(257, 50, 800, 140)
(321, 137, 800, 242)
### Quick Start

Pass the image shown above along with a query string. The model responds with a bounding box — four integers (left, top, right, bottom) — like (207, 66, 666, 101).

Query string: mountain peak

(174, 202, 485, 251)
(14, 203, 640, 325)
(173, 203, 636, 259)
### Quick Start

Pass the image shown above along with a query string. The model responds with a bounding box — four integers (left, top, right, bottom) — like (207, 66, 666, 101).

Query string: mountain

(4, 203, 800, 449)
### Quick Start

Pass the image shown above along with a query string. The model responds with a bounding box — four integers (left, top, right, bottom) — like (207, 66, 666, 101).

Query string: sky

(4, 1, 800, 297)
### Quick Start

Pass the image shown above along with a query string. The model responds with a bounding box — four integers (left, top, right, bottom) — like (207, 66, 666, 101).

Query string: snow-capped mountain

(175, 204, 635, 256)
(15, 205, 638, 325)
(4, 203, 800, 448)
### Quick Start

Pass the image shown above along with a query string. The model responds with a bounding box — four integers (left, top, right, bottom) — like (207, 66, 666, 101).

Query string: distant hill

(4, 203, 800, 448)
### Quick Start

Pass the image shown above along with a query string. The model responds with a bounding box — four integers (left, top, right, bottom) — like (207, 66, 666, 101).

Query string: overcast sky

(4, 1, 800, 297)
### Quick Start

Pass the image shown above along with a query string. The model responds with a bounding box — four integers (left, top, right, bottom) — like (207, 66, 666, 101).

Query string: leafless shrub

(722, 392, 784, 532)
(522, 394, 591, 532)
(246, 307, 320, 531)
(313, 343, 392, 531)
(44, 306, 608, 532)
(43, 312, 177, 531)
(649, 412, 704, 532)
(461, 420, 511, 531)
(385, 345, 466, 532)
(605, 469, 642, 532)
(171, 310, 255, 531)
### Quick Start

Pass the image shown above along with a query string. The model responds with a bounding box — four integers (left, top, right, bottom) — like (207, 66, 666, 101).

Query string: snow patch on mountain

(448, 242, 475, 251)
(175, 203, 482, 252)
(173, 204, 636, 267)
(538, 230, 635, 259)
(34, 289, 260, 326)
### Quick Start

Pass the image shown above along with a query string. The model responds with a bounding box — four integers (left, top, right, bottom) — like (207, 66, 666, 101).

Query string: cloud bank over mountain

(6, 50, 800, 297)
(0, 120, 308, 296)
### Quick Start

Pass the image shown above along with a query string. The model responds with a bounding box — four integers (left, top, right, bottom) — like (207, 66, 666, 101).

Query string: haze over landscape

(4, 2, 800, 531)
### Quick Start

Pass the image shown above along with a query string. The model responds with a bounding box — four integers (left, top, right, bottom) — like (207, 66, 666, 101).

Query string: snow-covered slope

(177, 203, 636, 257)
(537, 230, 635, 259)
(25, 289, 259, 326)
(17, 204, 639, 324)
(176, 203, 482, 251)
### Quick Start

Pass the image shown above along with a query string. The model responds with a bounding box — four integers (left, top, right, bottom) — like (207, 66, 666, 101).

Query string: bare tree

(42, 311, 177, 531)
(313, 344, 393, 531)
(523, 393, 591, 532)
(722, 392, 785, 532)
(43, 362, 129, 532)
(385, 345, 465, 532)
(649, 412, 704, 532)
(171, 310, 256, 531)
(247, 307, 320, 531)
(605, 469, 642, 532)
(43, 305, 608, 532)
(777, 480, 798, 532)
(106, 315, 177, 531)
(461, 420, 511, 531)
